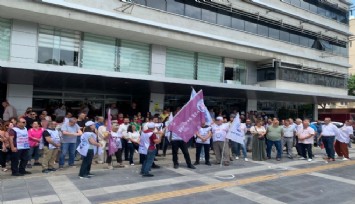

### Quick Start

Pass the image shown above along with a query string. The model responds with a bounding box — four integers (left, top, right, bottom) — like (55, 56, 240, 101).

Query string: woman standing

(250, 120, 267, 161)
(27, 121, 44, 168)
(0, 121, 11, 172)
(77, 121, 102, 179)
(127, 125, 140, 165)
(106, 125, 124, 169)
(194, 121, 212, 165)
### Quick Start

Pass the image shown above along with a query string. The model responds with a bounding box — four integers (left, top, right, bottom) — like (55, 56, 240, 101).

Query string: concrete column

(149, 93, 165, 115)
(313, 104, 318, 121)
(247, 99, 257, 112)
(6, 84, 33, 116)
(151, 45, 166, 77)
(10, 20, 38, 63)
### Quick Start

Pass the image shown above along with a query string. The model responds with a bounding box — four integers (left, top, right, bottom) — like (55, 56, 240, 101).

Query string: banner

(169, 90, 205, 142)
(226, 113, 245, 144)
(190, 88, 213, 125)
(107, 108, 117, 156)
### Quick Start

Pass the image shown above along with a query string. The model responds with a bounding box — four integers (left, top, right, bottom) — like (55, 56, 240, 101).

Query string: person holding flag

(171, 132, 196, 169)
(212, 116, 230, 166)
(140, 122, 161, 177)
(228, 114, 248, 162)
(106, 125, 125, 169)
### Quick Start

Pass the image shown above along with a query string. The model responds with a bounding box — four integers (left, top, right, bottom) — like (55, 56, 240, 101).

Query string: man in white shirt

(295, 118, 303, 157)
(320, 117, 339, 161)
(212, 117, 230, 166)
(283, 119, 295, 159)
(297, 119, 315, 162)
(119, 118, 130, 161)
(335, 120, 353, 160)
(2, 100, 17, 121)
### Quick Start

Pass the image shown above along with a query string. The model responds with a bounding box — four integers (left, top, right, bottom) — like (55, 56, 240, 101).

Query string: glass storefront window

(0, 18, 11, 61)
(224, 59, 246, 84)
(197, 53, 223, 82)
(166, 48, 196, 79)
(38, 25, 80, 66)
(118, 40, 150, 74)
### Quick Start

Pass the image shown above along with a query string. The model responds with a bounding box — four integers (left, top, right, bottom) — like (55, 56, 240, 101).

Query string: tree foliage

(348, 75, 355, 96)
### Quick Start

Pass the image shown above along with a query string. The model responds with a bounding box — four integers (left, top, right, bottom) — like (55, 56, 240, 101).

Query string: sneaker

(79, 176, 90, 179)
(299, 157, 306, 160)
(130, 163, 135, 166)
(142, 173, 154, 177)
(205, 162, 211, 166)
(308, 159, 313, 162)
(12, 173, 24, 176)
(48, 168, 57, 172)
(342, 158, 350, 161)
(152, 165, 160, 169)
(188, 165, 196, 169)
(173, 164, 179, 169)
(33, 162, 41, 166)
(69, 165, 77, 168)
(193, 162, 200, 165)
(235, 156, 239, 160)
(244, 158, 249, 162)
(42, 169, 50, 173)
(26, 164, 32, 168)
(276, 158, 281, 161)
(288, 156, 293, 159)
(21, 171, 32, 175)
(108, 165, 114, 170)
(88, 173, 95, 177)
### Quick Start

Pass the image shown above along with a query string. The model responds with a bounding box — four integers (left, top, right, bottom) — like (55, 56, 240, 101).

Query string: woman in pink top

(27, 121, 44, 168)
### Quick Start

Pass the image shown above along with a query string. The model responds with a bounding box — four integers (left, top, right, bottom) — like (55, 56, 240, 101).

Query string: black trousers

(171, 140, 192, 166)
(295, 137, 303, 156)
(106, 149, 122, 164)
(0, 149, 9, 168)
(299, 143, 312, 159)
(195, 143, 210, 163)
(10, 149, 29, 174)
(121, 139, 129, 160)
(163, 137, 170, 156)
(79, 149, 94, 177)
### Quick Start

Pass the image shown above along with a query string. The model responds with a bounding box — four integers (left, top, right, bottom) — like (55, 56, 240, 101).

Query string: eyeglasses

(20, 121, 26, 124)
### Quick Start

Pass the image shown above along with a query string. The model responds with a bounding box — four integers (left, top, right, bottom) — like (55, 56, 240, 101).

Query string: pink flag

(169, 90, 205, 143)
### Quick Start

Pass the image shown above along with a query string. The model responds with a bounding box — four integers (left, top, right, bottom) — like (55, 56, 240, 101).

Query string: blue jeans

(141, 149, 156, 175)
(59, 143, 76, 166)
(322, 136, 335, 159)
(29, 146, 40, 162)
(266, 140, 282, 159)
(231, 141, 247, 158)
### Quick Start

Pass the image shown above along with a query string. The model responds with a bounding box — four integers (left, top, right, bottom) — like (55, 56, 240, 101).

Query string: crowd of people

(0, 100, 354, 178)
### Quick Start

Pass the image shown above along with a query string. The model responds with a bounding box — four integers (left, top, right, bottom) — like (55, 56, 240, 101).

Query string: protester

(77, 121, 102, 179)
(211, 116, 230, 166)
(119, 117, 130, 161)
(250, 120, 267, 161)
(171, 131, 196, 169)
(140, 122, 161, 177)
(0, 121, 10, 172)
(97, 120, 109, 164)
(282, 119, 295, 159)
(320, 117, 339, 162)
(232, 115, 248, 161)
(266, 118, 283, 161)
(194, 121, 212, 165)
(9, 117, 31, 176)
(127, 125, 140, 165)
(335, 120, 353, 160)
(297, 119, 315, 162)
(107, 125, 124, 169)
(42, 121, 61, 173)
(59, 117, 82, 169)
(27, 121, 44, 168)
(245, 119, 253, 152)
(2, 100, 17, 121)
(294, 118, 303, 157)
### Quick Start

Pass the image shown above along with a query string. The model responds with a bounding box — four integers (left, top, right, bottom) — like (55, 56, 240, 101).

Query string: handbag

(254, 126, 265, 140)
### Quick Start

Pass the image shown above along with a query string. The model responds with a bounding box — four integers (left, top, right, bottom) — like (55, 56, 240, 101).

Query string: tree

(348, 75, 355, 96)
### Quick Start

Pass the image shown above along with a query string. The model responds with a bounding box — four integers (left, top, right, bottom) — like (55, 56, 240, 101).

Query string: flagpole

(220, 138, 227, 168)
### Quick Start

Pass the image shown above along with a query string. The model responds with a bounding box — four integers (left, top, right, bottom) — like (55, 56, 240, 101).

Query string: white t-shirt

(171, 132, 183, 141)
(118, 124, 129, 137)
(322, 123, 339, 137)
(111, 131, 122, 149)
(297, 127, 315, 144)
(211, 123, 229, 142)
(283, 125, 295, 138)
(337, 125, 353, 144)
(127, 131, 140, 144)
(196, 126, 212, 144)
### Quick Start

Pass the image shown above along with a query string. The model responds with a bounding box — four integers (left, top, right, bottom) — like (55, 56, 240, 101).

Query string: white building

(0, 0, 354, 119)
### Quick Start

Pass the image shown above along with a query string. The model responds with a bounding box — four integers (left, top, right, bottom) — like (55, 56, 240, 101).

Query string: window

(257, 23, 268, 37)
(166, 48, 195, 79)
(299, 35, 309, 47)
(166, 0, 184, 15)
(268, 26, 280, 40)
(185, 1, 201, 20)
(290, 33, 300, 44)
(217, 9, 231, 27)
(279, 29, 290, 42)
(224, 58, 246, 84)
(232, 14, 245, 30)
(197, 53, 223, 82)
(38, 25, 80, 66)
(81, 33, 116, 71)
(134, 0, 146, 5)
(146, 0, 166, 11)
(118, 40, 150, 74)
(201, 4, 217, 24)
(244, 18, 257, 34)
(257, 68, 276, 82)
(0, 18, 11, 61)
(290, 0, 300, 7)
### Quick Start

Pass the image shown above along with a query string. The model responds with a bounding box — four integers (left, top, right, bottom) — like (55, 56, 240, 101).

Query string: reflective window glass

(257, 23, 268, 37)
(166, 0, 184, 15)
(135, 0, 146, 5)
(279, 29, 290, 42)
(185, 2, 201, 19)
(268, 26, 280, 40)
(147, 0, 166, 11)
(290, 33, 300, 45)
(290, 0, 300, 7)
(299, 35, 309, 47)
(232, 14, 245, 30)
(217, 9, 231, 27)
(0, 18, 11, 61)
(245, 19, 257, 34)
(201, 4, 217, 24)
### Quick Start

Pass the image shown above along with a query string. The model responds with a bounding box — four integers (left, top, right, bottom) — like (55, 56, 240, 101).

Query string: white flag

(226, 114, 245, 144)
(190, 88, 197, 100)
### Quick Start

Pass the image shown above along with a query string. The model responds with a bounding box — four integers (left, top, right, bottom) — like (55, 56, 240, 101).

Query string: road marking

(309, 172, 355, 186)
(103, 160, 355, 204)
(47, 175, 91, 204)
(225, 186, 287, 204)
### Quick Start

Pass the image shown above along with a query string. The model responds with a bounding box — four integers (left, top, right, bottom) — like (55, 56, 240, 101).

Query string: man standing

(266, 118, 283, 161)
(282, 119, 295, 159)
(211, 116, 230, 166)
(335, 120, 353, 160)
(9, 117, 31, 176)
(119, 117, 130, 161)
(59, 118, 82, 168)
(297, 119, 315, 162)
(171, 131, 196, 169)
(2, 100, 17, 121)
(76, 113, 87, 160)
(320, 118, 339, 162)
(294, 118, 303, 157)
(245, 119, 253, 152)
(140, 122, 161, 177)
(42, 121, 61, 173)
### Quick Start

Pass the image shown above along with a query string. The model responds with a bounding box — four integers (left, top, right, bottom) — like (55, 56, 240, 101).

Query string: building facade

(0, 0, 354, 119)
